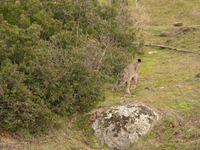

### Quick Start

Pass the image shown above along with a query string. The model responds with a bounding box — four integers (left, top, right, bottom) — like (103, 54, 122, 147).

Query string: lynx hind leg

(131, 75, 138, 90)
(125, 80, 131, 94)
(130, 77, 135, 89)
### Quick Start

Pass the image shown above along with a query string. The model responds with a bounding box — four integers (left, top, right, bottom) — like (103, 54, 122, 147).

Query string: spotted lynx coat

(112, 59, 141, 94)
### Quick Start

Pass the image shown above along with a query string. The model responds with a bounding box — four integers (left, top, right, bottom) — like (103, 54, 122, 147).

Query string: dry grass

(139, 0, 200, 26)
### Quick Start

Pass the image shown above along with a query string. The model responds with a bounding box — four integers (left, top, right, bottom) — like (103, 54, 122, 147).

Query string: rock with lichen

(92, 103, 159, 149)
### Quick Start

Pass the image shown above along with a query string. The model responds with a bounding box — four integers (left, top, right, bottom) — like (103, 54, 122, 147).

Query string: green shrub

(0, 0, 142, 134)
(0, 59, 54, 133)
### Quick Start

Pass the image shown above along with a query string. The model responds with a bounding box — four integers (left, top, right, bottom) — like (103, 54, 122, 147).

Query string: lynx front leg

(125, 80, 131, 94)
(112, 80, 120, 91)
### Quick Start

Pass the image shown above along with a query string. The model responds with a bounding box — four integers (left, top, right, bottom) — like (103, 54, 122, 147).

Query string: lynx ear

(138, 59, 141, 62)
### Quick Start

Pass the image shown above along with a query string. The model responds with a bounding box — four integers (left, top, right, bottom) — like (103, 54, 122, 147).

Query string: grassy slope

(1, 0, 200, 149)
(119, 0, 200, 149)
(96, 0, 200, 149)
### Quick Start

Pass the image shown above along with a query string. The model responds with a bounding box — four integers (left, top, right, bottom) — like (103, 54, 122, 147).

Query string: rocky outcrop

(92, 103, 159, 149)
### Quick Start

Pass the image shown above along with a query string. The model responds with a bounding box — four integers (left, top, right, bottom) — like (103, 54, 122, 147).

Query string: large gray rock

(92, 103, 159, 149)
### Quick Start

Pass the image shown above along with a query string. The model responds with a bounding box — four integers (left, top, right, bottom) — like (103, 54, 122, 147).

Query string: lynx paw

(131, 86, 137, 90)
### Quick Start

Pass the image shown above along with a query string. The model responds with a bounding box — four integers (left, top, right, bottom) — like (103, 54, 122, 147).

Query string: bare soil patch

(0, 128, 28, 150)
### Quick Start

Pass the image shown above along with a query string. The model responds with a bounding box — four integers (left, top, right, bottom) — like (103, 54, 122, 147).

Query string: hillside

(1, 0, 200, 149)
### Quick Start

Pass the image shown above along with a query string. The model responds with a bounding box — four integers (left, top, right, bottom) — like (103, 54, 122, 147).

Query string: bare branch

(98, 44, 109, 70)
(188, 25, 200, 28)
(167, 128, 181, 140)
(136, 0, 138, 7)
(75, 1, 82, 47)
(144, 43, 199, 54)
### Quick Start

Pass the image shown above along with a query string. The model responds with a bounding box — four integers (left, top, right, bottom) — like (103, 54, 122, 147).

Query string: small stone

(174, 22, 183, 26)
(148, 52, 153, 54)
(134, 21, 143, 26)
(181, 45, 186, 48)
(160, 31, 171, 37)
(196, 73, 200, 78)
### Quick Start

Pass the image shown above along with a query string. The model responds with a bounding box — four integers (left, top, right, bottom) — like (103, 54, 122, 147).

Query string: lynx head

(117, 73, 126, 84)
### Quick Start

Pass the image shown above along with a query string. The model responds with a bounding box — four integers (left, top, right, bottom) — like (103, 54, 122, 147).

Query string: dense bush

(0, 0, 142, 133)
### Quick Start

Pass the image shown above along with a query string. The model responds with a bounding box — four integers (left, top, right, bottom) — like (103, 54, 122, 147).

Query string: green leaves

(19, 14, 31, 28)
(0, 0, 141, 134)
(0, 59, 52, 133)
